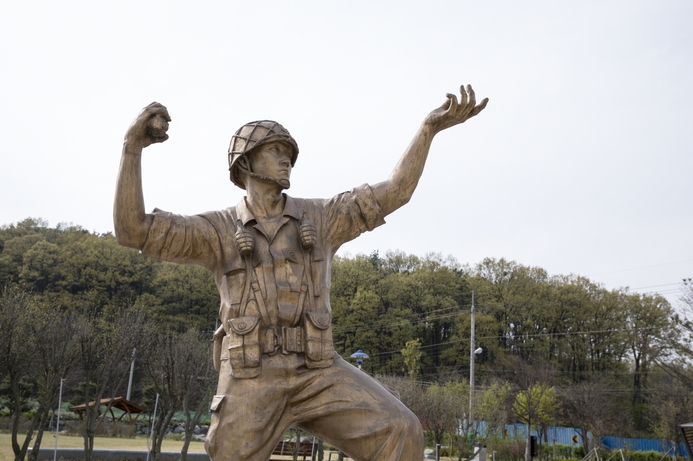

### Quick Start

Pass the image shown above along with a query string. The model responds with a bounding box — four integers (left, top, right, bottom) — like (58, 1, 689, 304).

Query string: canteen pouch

(210, 395, 225, 412)
(212, 325, 226, 372)
(303, 312, 334, 368)
(227, 316, 261, 378)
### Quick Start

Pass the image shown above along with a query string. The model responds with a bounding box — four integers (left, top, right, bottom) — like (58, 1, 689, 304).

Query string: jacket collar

(236, 193, 300, 225)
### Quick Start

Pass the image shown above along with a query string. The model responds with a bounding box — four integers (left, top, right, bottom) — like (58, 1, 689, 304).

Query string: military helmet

(228, 120, 299, 189)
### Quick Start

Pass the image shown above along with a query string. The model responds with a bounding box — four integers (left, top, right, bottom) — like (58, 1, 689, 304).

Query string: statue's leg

(294, 356, 424, 461)
(205, 355, 294, 461)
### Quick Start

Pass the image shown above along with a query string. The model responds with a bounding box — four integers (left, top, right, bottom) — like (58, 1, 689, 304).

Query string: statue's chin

(276, 179, 290, 189)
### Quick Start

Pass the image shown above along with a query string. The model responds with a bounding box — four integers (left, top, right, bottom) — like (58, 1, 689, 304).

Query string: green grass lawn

(0, 433, 206, 461)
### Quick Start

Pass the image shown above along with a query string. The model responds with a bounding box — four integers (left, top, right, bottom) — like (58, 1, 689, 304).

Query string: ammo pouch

(303, 312, 334, 368)
(226, 315, 261, 378)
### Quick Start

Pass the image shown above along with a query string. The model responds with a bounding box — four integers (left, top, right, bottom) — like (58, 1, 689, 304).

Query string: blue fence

(602, 436, 689, 457)
(546, 426, 587, 447)
(477, 423, 690, 457)
(492, 424, 591, 447)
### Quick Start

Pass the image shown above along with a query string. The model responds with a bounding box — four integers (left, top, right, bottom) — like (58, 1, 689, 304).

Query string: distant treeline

(1, 218, 692, 447)
(0, 218, 219, 332)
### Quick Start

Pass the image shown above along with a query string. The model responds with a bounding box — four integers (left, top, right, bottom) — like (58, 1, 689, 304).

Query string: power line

(593, 259, 693, 276)
(332, 304, 471, 334)
(362, 324, 665, 359)
(631, 282, 681, 290)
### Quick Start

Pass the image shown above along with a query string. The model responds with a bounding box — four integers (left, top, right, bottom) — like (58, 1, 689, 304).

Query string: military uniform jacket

(140, 184, 385, 377)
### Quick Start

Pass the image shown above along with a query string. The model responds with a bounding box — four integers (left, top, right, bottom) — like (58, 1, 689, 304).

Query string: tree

(74, 301, 152, 461)
(442, 380, 476, 461)
(379, 253, 469, 374)
(470, 258, 549, 361)
(402, 339, 422, 378)
(331, 253, 420, 375)
(141, 328, 216, 461)
(141, 331, 180, 461)
(385, 375, 426, 421)
(0, 233, 46, 287)
(622, 292, 673, 428)
(56, 232, 156, 309)
(383, 377, 456, 455)
(567, 281, 628, 380)
(441, 308, 499, 379)
(24, 299, 81, 461)
(513, 383, 561, 461)
(0, 285, 39, 461)
(176, 329, 216, 461)
(414, 379, 486, 461)
(673, 279, 693, 372)
(468, 260, 631, 385)
(647, 368, 693, 446)
(561, 378, 616, 453)
(0, 285, 81, 461)
(333, 288, 382, 364)
(149, 263, 218, 331)
(419, 383, 456, 450)
(18, 240, 61, 292)
(331, 255, 385, 367)
(477, 381, 512, 440)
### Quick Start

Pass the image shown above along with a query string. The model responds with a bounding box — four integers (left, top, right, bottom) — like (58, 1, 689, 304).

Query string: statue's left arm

(371, 85, 488, 216)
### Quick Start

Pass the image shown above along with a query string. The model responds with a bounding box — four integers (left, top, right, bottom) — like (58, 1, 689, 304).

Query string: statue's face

(249, 141, 293, 185)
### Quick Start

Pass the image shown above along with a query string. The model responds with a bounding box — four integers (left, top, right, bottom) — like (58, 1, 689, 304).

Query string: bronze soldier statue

(114, 85, 488, 461)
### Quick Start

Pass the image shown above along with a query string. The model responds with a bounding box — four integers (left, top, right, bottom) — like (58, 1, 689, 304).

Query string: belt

(261, 326, 304, 355)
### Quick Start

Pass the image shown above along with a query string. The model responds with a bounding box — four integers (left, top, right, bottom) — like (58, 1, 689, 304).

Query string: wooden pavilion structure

(69, 396, 147, 425)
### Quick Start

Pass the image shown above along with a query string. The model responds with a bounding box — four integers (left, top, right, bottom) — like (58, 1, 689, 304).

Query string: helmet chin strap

(237, 165, 290, 190)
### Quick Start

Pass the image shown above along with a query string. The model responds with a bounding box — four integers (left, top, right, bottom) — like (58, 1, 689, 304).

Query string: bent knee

(387, 410, 424, 461)
(406, 415, 424, 449)
(393, 408, 424, 448)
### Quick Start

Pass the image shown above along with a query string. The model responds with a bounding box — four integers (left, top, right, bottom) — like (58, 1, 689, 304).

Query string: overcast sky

(1, 1, 691, 306)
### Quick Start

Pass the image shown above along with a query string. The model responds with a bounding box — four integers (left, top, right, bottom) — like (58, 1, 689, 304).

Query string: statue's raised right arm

(114, 102, 171, 249)
(371, 84, 488, 217)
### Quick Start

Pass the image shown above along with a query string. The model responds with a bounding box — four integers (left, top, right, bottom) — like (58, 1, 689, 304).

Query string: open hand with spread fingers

(424, 84, 488, 133)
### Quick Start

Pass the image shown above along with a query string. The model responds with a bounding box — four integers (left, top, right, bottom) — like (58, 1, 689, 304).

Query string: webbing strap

(229, 209, 271, 326)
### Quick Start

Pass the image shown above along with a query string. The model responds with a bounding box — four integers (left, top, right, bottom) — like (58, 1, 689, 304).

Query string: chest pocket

(273, 248, 305, 325)
(275, 248, 305, 292)
(223, 257, 246, 307)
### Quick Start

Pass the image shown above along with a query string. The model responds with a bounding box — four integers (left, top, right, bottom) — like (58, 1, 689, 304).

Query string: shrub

(486, 438, 526, 461)
(624, 451, 687, 461)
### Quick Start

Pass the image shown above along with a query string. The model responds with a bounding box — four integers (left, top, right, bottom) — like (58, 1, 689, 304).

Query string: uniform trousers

(205, 352, 423, 461)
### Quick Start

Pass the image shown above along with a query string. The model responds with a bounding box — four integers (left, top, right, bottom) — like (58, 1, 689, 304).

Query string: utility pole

(469, 291, 475, 426)
(126, 348, 136, 400)
(469, 292, 483, 428)
(54, 378, 64, 461)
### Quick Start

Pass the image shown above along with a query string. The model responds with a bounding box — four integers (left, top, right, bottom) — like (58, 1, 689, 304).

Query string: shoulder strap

(293, 208, 324, 315)
(228, 210, 271, 326)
